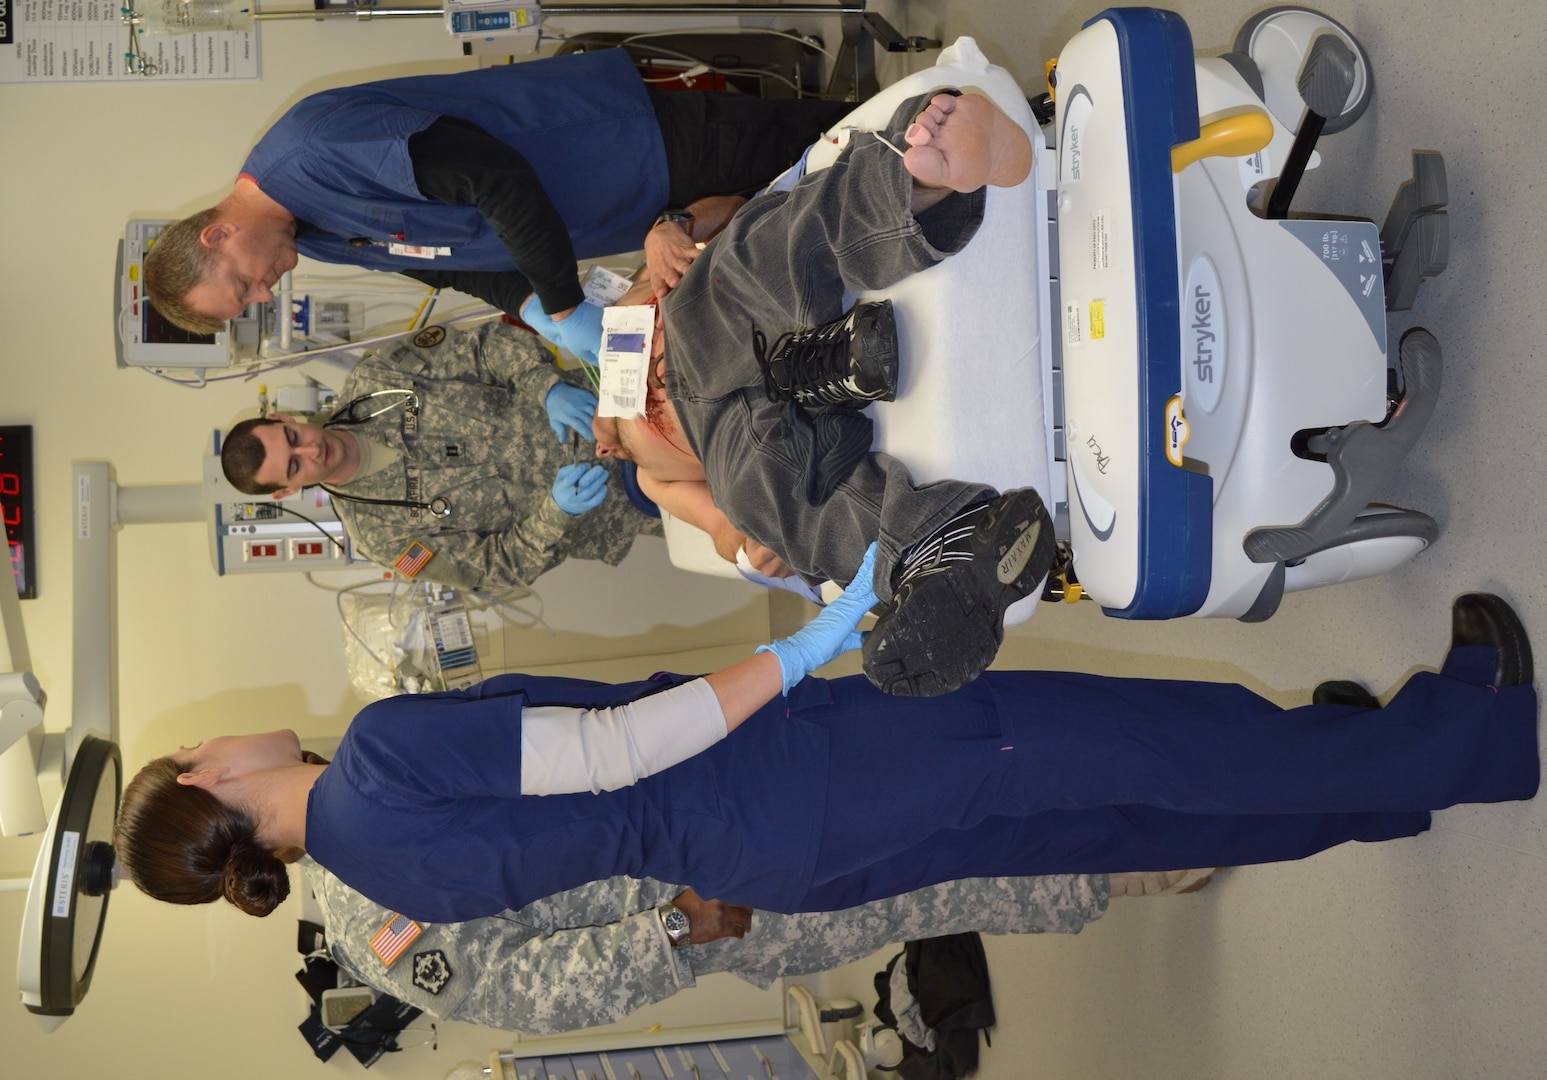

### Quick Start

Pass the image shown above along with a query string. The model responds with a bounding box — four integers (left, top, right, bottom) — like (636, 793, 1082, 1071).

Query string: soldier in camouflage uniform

(224, 319, 660, 589)
(301, 858, 1109, 1034)
(332, 319, 661, 587)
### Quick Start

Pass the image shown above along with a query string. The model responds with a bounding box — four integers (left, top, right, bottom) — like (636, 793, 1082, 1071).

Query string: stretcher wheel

(1234, 6, 1373, 135)
(1281, 506, 1436, 593)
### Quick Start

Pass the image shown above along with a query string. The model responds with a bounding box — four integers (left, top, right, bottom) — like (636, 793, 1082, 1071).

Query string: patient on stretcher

(594, 90, 1055, 697)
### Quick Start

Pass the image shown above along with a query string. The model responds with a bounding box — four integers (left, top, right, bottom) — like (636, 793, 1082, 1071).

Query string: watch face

(663, 908, 690, 936)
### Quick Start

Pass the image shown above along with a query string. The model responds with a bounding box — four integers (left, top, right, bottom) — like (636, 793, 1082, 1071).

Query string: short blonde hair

(143, 208, 226, 335)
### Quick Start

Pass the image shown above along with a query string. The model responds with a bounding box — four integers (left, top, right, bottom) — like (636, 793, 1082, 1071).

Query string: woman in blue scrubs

(113, 569, 1536, 924)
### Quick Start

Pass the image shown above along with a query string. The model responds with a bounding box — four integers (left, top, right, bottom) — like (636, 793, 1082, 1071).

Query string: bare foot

(903, 92, 1032, 192)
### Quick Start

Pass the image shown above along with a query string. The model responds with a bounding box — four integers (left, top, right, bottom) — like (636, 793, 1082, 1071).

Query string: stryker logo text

(1191, 284, 1216, 384)
(1182, 256, 1225, 412)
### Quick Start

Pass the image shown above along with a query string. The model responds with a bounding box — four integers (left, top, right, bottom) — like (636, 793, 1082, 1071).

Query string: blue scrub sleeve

(342, 690, 528, 800)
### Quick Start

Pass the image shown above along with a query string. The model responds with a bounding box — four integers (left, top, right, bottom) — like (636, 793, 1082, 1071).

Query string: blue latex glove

(551, 462, 610, 516)
(544, 382, 598, 443)
(757, 543, 879, 695)
(521, 295, 603, 366)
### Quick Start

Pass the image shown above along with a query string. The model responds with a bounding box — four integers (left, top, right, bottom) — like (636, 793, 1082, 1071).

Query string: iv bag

(143, 0, 254, 34)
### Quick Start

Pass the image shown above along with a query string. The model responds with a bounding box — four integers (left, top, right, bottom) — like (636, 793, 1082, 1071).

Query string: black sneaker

(862, 488, 1056, 697)
(754, 300, 898, 409)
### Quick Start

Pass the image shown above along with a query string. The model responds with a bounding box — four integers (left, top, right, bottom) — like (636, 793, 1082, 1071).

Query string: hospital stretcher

(663, 7, 1447, 625)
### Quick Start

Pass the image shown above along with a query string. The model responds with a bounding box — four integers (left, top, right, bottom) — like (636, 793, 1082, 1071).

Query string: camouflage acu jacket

(331, 320, 660, 588)
(302, 859, 1107, 1035)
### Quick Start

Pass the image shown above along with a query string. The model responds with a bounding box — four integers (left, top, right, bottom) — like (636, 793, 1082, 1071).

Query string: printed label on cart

(1277, 219, 1388, 354)
(1064, 300, 1083, 347)
(1239, 148, 1271, 187)
(1090, 209, 1111, 270)
(1088, 299, 1106, 340)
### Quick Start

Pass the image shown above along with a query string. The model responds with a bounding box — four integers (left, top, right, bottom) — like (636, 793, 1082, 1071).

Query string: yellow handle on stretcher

(1171, 110, 1274, 173)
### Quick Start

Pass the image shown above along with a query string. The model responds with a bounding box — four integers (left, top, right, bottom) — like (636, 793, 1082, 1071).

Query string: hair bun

(222, 842, 292, 917)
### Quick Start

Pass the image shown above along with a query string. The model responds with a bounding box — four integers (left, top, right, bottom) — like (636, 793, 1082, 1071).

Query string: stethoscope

(320, 389, 454, 518)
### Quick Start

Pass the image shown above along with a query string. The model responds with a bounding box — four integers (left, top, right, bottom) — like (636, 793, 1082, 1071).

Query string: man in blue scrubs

(144, 49, 847, 338)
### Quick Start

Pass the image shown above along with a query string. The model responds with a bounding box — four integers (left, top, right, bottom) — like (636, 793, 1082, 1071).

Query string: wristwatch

(657, 903, 692, 948)
(653, 208, 695, 230)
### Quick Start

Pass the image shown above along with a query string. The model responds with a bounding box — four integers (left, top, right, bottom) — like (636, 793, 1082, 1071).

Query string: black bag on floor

(873, 931, 996, 1080)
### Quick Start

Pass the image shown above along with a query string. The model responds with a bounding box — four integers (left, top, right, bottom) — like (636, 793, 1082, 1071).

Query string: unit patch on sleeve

(412, 950, 453, 995)
(413, 326, 447, 349)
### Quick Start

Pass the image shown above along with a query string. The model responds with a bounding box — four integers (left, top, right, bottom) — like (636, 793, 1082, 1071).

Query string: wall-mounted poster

(0, 0, 258, 83)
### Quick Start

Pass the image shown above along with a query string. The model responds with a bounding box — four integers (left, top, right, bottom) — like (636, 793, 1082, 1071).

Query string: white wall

(0, 19, 779, 1077)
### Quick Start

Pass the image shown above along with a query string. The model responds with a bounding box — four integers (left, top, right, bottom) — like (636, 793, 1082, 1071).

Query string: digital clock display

(0, 426, 36, 599)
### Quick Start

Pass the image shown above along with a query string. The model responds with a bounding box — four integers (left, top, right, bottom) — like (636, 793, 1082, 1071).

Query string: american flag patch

(393, 541, 434, 578)
(370, 913, 422, 966)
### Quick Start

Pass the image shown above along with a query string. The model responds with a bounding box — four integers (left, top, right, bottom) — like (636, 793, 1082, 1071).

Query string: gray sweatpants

(662, 91, 994, 598)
